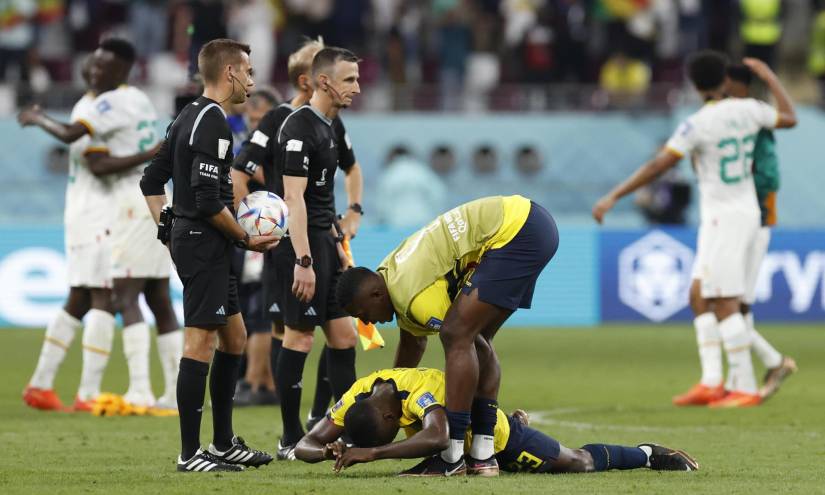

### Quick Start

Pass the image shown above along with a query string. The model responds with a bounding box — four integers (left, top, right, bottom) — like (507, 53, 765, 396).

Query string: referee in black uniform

(231, 39, 365, 433)
(140, 39, 276, 473)
(263, 47, 363, 459)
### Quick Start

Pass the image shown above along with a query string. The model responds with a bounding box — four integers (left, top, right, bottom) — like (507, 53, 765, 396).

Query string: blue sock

(471, 397, 498, 436)
(446, 410, 471, 440)
(581, 444, 648, 471)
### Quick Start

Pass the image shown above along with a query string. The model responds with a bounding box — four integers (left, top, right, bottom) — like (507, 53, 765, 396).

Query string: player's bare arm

(230, 168, 251, 211)
(206, 208, 279, 253)
(333, 408, 450, 472)
(284, 174, 315, 302)
(144, 195, 167, 225)
(295, 417, 346, 463)
(393, 329, 428, 368)
(742, 57, 797, 128)
(592, 149, 682, 223)
(86, 141, 163, 176)
(340, 162, 363, 238)
(17, 105, 89, 144)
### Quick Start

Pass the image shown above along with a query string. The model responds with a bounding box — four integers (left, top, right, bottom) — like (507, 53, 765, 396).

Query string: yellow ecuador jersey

(328, 368, 510, 453)
(379, 195, 531, 337)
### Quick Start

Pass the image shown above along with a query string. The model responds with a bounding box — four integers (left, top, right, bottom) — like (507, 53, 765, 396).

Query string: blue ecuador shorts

(465, 201, 559, 310)
(496, 414, 561, 473)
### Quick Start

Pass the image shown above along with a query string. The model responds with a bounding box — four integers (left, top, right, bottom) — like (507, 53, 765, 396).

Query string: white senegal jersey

(66, 92, 113, 245)
(74, 85, 160, 222)
(665, 98, 778, 220)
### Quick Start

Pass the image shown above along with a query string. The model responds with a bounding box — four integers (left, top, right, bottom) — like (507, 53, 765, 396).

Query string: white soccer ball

(236, 190, 289, 238)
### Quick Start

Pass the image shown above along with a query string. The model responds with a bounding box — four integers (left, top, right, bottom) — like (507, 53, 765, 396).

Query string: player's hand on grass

(333, 446, 375, 472)
(323, 440, 345, 461)
(247, 235, 280, 253)
(592, 195, 616, 224)
(17, 105, 43, 127)
(742, 57, 777, 82)
(293, 264, 316, 302)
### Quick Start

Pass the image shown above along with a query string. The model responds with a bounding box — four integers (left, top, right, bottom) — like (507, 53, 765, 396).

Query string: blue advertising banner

(600, 228, 825, 322)
(0, 225, 599, 328)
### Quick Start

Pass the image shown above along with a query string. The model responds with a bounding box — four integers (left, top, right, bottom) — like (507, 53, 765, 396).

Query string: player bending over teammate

(336, 195, 558, 476)
(593, 52, 797, 408)
(294, 368, 698, 476)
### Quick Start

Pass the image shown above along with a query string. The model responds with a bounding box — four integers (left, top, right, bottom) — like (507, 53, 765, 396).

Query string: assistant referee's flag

(342, 236, 384, 351)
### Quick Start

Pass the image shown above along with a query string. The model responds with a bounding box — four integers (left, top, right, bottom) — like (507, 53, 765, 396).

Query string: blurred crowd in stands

(2, 0, 825, 111)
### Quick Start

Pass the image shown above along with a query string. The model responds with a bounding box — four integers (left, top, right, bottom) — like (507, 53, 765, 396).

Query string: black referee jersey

(232, 103, 356, 208)
(140, 96, 235, 219)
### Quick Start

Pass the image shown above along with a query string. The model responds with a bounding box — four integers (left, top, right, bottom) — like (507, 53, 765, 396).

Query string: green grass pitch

(1, 324, 824, 494)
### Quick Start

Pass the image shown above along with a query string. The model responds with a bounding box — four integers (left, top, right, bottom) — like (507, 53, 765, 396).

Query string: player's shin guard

(77, 309, 115, 401)
(122, 322, 153, 403)
(309, 347, 333, 419)
(30, 309, 81, 389)
(276, 348, 307, 445)
(442, 410, 471, 463)
(156, 330, 184, 404)
(325, 347, 356, 401)
(719, 313, 757, 394)
(469, 398, 498, 460)
(581, 444, 648, 471)
(178, 358, 209, 461)
(694, 312, 722, 386)
(745, 313, 782, 369)
(209, 350, 242, 451)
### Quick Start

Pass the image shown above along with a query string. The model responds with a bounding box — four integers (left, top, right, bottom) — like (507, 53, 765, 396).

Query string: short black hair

(336, 267, 374, 311)
(99, 38, 136, 66)
(312, 47, 360, 77)
(687, 50, 729, 91)
(344, 400, 386, 448)
(727, 64, 753, 86)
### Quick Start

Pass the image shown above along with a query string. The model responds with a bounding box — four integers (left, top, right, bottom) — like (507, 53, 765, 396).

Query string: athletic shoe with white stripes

(177, 449, 243, 472)
(207, 436, 273, 468)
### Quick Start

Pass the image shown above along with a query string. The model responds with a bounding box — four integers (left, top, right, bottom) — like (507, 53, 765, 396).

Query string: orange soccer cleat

(708, 391, 762, 408)
(22, 386, 64, 411)
(672, 383, 726, 406)
(72, 396, 96, 413)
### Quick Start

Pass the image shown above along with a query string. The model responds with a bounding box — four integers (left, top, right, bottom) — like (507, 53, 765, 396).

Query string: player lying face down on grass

(335, 195, 558, 476)
(294, 368, 699, 475)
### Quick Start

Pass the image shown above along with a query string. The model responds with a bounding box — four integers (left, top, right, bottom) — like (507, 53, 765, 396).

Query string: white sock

(469, 434, 495, 460)
(122, 322, 154, 401)
(745, 312, 783, 369)
(156, 329, 183, 401)
(77, 309, 115, 401)
(638, 445, 653, 467)
(719, 313, 757, 395)
(694, 312, 723, 387)
(30, 309, 82, 389)
(440, 438, 465, 464)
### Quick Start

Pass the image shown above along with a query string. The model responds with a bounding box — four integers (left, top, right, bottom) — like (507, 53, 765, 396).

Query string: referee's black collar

(303, 104, 333, 126)
(195, 96, 227, 117)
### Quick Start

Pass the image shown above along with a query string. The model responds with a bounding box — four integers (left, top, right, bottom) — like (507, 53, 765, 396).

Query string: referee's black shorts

(171, 218, 240, 328)
(263, 228, 347, 328)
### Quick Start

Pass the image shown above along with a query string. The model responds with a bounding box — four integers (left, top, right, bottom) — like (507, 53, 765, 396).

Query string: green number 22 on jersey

(717, 134, 756, 184)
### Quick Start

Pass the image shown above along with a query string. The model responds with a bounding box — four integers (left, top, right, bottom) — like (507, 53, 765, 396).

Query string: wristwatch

(349, 203, 364, 215)
(296, 255, 313, 268)
(234, 233, 250, 249)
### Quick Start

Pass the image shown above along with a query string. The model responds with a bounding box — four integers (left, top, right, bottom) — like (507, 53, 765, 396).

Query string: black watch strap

(234, 232, 250, 249)
(296, 255, 313, 267)
(349, 203, 364, 215)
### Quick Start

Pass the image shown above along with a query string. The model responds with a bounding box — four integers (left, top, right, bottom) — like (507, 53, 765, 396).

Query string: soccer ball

(236, 190, 289, 238)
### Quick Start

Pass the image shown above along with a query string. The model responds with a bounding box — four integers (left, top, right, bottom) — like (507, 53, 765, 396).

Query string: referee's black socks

(276, 348, 308, 445)
(326, 347, 356, 402)
(178, 358, 209, 461)
(310, 346, 333, 419)
(210, 350, 242, 451)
